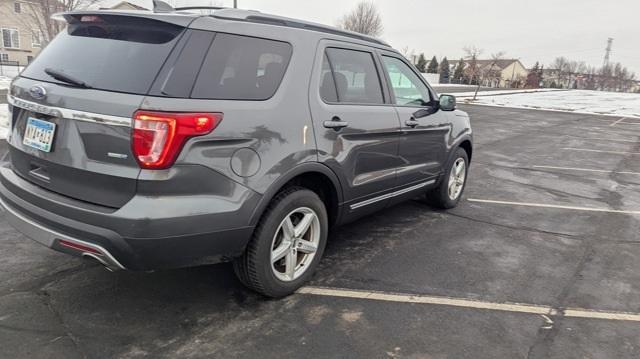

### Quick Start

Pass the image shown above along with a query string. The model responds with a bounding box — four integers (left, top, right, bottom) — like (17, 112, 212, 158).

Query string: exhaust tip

(82, 253, 115, 272)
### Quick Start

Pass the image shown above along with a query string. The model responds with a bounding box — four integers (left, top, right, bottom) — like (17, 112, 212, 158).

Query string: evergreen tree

(453, 58, 465, 83)
(427, 56, 439, 74)
(439, 57, 450, 83)
(416, 53, 427, 73)
(526, 62, 540, 88)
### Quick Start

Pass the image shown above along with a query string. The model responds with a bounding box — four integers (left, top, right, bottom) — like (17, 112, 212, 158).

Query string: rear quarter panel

(141, 19, 321, 195)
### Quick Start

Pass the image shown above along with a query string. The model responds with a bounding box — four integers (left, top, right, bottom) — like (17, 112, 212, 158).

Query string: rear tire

(234, 187, 328, 298)
(426, 147, 469, 209)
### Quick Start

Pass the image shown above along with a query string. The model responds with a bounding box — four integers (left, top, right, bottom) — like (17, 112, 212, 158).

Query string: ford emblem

(29, 85, 47, 100)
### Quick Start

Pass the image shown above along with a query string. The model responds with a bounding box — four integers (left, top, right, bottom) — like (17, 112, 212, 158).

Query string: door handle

(405, 118, 419, 128)
(323, 116, 349, 131)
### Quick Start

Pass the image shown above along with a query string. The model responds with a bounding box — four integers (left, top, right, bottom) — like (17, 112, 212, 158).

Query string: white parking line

(298, 286, 554, 315)
(298, 286, 640, 322)
(581, 137, 638, 143)
(467, 198, 640, 215)
(532, 165, 640, 176)
(562, 148, 640, 155)
(610, 117, 627, 126)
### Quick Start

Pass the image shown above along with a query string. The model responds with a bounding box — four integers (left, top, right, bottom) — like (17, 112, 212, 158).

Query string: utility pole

(233, 0, 237, 8)
(603, 37, 613, 68)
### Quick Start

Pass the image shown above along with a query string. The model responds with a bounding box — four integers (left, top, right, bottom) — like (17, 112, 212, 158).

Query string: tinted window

(319, 54, 338, 102)
(325, 48, 383, 104)
(151, 30, 215, 98)
(21, 16, 183, 95)
(382, 56, 431, 106)
(191, 34, 292, 100)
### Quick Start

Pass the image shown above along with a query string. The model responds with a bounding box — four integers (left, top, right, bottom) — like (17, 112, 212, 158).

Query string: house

(104, 1, 149, 10)
(0, 0, 44, 66)
(449, 59, 529, 88)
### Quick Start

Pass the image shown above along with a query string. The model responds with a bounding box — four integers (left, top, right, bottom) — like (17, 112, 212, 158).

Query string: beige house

(0, 0, 44, 66)
(449, 59, 529, 88)
(105, 1, 148, 10)
(476, 59, 529, 88)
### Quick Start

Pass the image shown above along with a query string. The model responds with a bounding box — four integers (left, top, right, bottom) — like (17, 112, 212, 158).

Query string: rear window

(21, 15, 184, 95)
(190, 33, 292, 100)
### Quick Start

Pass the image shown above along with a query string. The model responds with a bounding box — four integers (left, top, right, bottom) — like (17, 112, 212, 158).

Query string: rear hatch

(8, 13, 190, 208)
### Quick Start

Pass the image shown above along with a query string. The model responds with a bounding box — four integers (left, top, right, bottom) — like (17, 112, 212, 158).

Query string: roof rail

(174, 6, 227, 11)
(212, 12, 389, 47)
(148, 3, 389, 47)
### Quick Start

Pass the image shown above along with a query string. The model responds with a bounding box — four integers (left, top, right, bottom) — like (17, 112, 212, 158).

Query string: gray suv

(2, 6, 472, 297)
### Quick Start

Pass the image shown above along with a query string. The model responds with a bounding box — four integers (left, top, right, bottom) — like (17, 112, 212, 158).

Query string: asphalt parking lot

(2, 104, 640, 358)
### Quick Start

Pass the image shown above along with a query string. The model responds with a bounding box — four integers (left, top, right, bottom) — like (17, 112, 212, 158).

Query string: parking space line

(299, 287, 640, 322)
(562, 148, 640, 155)
(618, 122, 640, 126)
(298, 286, 554, 315)
(533, 165, 640, 176)
(467, 198, 640, 215)
(610, 117, 627, 126)
(581, 137, 638, 143)
(564, 308, 640, 322)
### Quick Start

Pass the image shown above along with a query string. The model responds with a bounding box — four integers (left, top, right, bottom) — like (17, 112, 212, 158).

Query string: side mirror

(439, 94, 457, 111)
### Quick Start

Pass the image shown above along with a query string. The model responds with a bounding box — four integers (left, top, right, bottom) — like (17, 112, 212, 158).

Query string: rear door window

(323, 48, 384, 104)
(21, 15, 184, 95)
(191, 34, 292, 100)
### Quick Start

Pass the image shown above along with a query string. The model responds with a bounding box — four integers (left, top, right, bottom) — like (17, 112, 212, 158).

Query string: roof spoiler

(51, 8, 196, 27)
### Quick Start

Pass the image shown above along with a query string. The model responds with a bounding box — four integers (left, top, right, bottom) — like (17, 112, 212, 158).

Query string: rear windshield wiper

(44, 68, 92, 89)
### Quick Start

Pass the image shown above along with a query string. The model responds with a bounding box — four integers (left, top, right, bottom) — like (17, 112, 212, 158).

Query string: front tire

(426, 147, 469, 209)
(234, 187, 328, 298)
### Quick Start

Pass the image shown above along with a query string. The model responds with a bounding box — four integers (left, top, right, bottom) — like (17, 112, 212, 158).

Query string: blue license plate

(23, 117, 56, 152)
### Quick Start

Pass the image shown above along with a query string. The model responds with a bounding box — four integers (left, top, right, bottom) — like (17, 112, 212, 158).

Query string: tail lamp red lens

(132, 111, 223, 170)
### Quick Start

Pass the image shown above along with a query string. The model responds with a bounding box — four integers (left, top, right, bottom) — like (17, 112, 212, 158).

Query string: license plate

(23, 117, 56, 153)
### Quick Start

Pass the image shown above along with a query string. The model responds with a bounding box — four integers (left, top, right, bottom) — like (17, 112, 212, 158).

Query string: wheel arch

(249, 162, 344, 229)
(458, 138, 473, 162)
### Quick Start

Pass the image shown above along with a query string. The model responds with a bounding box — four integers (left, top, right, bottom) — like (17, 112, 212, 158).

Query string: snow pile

(0, 76, 12, 91)
(463, 90, 640, 119)
(0, 104, 9, 140)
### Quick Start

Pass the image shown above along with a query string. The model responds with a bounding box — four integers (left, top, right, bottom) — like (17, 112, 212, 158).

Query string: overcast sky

(119, 0, 640, 73)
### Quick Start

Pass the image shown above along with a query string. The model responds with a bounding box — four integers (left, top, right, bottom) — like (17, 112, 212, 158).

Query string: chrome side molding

(350, 180, 435, 210)
(7, 95, 132, 127)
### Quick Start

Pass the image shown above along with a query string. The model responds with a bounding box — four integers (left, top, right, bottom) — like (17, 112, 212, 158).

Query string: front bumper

(0, 164, 259, 271)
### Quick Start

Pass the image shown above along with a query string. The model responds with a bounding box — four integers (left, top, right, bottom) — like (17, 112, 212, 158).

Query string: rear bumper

(0, 164, 259, 271)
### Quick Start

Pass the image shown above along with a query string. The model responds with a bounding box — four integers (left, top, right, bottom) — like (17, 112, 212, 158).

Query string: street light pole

(234, 0, 237, 8)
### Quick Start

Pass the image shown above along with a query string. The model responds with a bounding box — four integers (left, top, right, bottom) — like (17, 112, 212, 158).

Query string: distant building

(105, 1, 149, 10)
(448, 59, 529, 88)
(0, 0, 44, 66)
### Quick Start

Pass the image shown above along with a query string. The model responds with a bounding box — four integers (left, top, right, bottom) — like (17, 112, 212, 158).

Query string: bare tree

(337, 1, 383, 37)
(24, 0, 101, 48)
(462, 46, 483, 99)
(551, 57, 570, 88)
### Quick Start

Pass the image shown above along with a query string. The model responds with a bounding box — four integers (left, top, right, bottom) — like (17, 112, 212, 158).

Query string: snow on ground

(462, 90, 640, 119)
(431, 84, 478, 88)
(0, 104, 9, 140)
(453, 88, 564, 98)
(0, 76, 12, 91)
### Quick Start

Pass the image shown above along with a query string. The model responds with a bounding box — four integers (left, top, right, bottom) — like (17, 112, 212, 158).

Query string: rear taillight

(132, 111, 223, 170)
